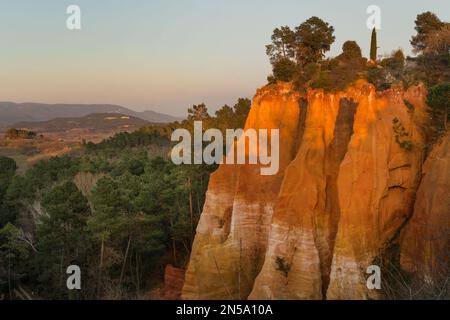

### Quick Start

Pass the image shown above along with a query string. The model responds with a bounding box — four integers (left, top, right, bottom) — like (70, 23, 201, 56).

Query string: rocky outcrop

(183, 80, 438, 300)
(400, 133, 449, 287)
(326, 83, 427, 299)
(161, 265, 186, 300)
(183, 83, 301, 299)
(249, 89, 358, 300)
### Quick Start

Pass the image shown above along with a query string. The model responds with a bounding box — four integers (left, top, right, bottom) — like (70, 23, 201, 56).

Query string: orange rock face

(183, 83, 301, 299)
(183, 80, 444, 300)
(400, 133, 450, 285)
(161, 265, 186, 300)
(326, 83, 427, 299)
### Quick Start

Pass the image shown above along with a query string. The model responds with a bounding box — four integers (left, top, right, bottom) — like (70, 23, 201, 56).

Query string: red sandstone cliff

(161, 265, 186, 300)
(182, 80, 448, 300)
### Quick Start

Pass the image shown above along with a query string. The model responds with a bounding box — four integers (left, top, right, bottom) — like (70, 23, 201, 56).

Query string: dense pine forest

(0, 99, 250, 299)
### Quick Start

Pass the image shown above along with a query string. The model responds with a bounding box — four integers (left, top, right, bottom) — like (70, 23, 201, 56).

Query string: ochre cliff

(400, 133, 449, 288)
(183, 80, 448, 300)
(325, 83, 427, 299)
(183, 83, 301, 299)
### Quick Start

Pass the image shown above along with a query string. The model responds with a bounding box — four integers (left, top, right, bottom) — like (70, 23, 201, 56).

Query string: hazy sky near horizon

(0, 1, 449, 116)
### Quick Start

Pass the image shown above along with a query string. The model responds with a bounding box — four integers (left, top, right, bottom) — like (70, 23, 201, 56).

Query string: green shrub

(403, 99, 415, 111)
(427, 83, 450, 130)
(393, 118, 413, 150)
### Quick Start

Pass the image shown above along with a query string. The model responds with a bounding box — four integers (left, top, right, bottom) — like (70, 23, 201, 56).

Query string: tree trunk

(8, 248, 12, 300)
(119, 236, 132, 285)
(100, 236, 105, 269)
(444, 108, 448, 131)
(172, 239, 178, 267)
(135, 252, 140, 294)
(97, 236, 105, 295)
(59, 250, 65, 291)
(196, 192, 201, 216)
(169, 215, 178, 266)
(188, 178, 194, 244)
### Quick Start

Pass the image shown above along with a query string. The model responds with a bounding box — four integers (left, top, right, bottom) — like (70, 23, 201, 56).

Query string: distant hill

(13, 113, 150, 133)
(0, 102, 183, 128)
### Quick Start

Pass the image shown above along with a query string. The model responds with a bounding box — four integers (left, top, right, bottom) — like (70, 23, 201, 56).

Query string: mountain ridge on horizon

(0, 101, 183, 127)
(11, 112, 151, 133)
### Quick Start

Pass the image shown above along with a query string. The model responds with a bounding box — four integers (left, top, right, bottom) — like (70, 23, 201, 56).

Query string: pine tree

(370, 27, 378, 61)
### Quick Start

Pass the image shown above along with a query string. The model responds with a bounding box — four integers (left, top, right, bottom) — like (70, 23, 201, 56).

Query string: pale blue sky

(0, 0, 448, 116)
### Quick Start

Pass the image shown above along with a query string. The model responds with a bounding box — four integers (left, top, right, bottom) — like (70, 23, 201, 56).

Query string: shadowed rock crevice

(294, 97, 309, 155)
(320, 97, 358, 298)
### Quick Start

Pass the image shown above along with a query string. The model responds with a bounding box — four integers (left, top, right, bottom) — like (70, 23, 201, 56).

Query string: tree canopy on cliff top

(267, 13, 450, 91)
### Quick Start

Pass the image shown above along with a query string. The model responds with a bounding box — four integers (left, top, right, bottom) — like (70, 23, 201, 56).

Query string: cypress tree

(370, 27, 378, 61)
